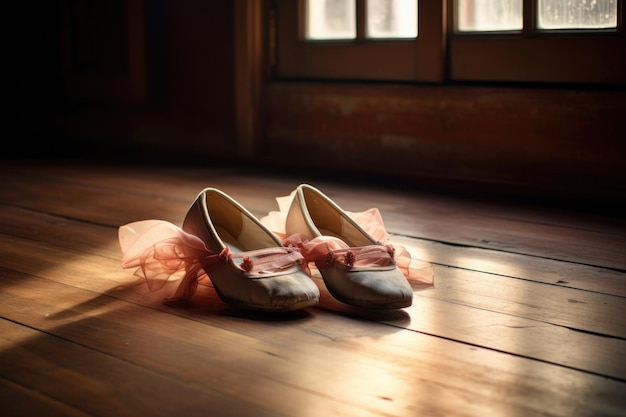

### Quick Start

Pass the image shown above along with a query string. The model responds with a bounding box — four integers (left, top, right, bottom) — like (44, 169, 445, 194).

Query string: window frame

(273, 0, 445, 82)
(448, 0, 626, 84)
(272, 0, 625, 85)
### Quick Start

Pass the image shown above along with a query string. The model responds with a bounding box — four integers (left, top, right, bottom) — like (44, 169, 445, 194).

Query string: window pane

(366, 0, 418, 38)
(538, 0, 617, 29)
(306, 0, 356, 40)
(457, 0, 523, 32)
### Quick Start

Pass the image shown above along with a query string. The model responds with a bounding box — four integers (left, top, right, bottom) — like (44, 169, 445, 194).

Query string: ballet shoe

(282, 184, 413, 309)
(119, 188, 320, 312)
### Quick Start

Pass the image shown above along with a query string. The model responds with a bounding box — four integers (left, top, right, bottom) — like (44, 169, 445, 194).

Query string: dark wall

(264, 82, 626, 204)
(5, 1, 623, 207)
(7, 2, 64, 148)
(7, 0, 236, 164)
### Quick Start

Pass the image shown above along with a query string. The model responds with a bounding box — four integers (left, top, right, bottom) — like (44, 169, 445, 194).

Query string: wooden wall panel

(264, 82, 625, 202)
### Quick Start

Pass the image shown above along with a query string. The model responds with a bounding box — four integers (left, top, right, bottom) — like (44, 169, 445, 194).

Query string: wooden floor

(1, 159, 625, 417)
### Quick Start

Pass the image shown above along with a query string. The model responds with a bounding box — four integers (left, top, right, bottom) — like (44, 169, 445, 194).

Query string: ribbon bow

(118, 220, 304, 303)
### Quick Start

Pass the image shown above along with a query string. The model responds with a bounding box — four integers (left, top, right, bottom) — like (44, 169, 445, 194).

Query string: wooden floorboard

(2, 229, 625, 381)
(1, 160, 625, 417)
(0, 377, 92, 417)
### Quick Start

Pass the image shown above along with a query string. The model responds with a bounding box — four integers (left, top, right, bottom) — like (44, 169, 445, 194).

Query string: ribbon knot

(118, 220, 307, 304)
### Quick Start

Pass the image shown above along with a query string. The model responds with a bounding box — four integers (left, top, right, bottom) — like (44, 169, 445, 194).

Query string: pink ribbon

(118, 220, 304, 303)
(283, 233, 434, 284)
(261, 197, 434, 285)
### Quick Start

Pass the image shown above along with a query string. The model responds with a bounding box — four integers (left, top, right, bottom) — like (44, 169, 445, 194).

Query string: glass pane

(306, 0, 356, 40)
(366, 0, 418, 39)
(538, 0, 617, 29)
(457, 0, 523, 32)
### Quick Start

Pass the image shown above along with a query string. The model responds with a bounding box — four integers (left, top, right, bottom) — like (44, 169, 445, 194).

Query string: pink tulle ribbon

(118, 220, 305, 303)
(261, 193, 435, 285)
(283, 233, 395, 269)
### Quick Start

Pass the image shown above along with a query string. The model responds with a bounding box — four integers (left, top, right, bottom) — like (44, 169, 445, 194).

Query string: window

(274, 0, 444, 81)
(537, 0, 617, 29)
(451, 0, 623, 83)
(305, 0, 418, 39)
(457, 0, 523, 31)
(456, 0, 619, 31)
(272, 0, 625, 84)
